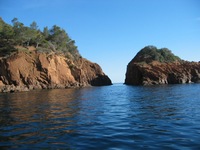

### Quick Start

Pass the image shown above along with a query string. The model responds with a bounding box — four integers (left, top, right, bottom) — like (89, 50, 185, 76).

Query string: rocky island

(0, 18, 112, 92)
(125, 46, 200, 85)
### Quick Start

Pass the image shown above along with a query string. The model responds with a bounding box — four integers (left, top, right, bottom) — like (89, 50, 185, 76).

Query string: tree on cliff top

(0, 18, 16, 56)
(0, 17, 80, 59)
(132, 46, 181, 63)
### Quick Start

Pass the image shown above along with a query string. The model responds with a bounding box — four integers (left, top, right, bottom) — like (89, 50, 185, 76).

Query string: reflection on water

(1, 84, 200, 149)
(1, 89, 79, 128)
(0, 88, 83, 149)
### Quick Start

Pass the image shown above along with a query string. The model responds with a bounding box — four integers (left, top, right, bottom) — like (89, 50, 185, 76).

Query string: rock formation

(0, 18, 112, 92)
(0, 52, 112, 92)
(125, 46, 200, 85)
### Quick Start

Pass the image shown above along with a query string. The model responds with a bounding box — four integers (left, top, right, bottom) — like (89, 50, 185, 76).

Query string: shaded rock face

(125, 61, 200, 85)
(0, 52, 112, 92)
(125, 46, 200, 86)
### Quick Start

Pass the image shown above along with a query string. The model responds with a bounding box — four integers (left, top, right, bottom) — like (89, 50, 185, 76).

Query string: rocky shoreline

(125, 61, 200, 85)
(0, 52, 112, 93)
(125, 46, 200, 86)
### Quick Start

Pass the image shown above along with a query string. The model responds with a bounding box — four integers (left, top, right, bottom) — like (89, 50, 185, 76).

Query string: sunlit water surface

(1, 84, 200, 149)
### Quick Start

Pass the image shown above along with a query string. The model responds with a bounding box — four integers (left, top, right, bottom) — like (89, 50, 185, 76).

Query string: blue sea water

(0, 83, 200, 149)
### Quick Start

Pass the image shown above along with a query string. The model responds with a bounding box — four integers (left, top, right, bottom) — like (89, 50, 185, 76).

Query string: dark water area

(1, 84, 200, 149)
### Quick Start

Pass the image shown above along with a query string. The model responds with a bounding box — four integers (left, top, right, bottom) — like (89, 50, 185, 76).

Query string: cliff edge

(0, 52, 112, 92)
(125, 46, 200, 85)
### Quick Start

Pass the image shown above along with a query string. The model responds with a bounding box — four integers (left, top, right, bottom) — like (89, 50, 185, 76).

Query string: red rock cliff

(125, 61, 200, 85)
(0, 52, 112, 92)
(125, 46, 200, 85)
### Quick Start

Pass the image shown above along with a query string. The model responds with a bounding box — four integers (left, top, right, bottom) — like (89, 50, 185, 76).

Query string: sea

(0, 83, 200, 150)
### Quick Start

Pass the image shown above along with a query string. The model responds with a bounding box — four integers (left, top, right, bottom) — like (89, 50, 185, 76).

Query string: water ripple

(1, 84, 200, 149)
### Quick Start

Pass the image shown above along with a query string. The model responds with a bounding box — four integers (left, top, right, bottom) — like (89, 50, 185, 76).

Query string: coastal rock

(0, 52, 112, 92)
(125, 46, 200, 85)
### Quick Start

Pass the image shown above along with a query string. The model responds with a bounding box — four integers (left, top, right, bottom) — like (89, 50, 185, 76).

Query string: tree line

(0, 17, 80, 59)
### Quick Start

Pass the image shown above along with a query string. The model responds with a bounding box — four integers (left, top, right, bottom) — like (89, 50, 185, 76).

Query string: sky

(0, 0, 200, 83)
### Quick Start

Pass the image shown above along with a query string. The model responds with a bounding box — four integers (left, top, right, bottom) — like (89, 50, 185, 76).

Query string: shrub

(133, 46, 181, 63)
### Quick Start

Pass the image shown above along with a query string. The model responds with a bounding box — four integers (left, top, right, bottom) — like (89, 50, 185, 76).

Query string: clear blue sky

(1, 0, 200, 83)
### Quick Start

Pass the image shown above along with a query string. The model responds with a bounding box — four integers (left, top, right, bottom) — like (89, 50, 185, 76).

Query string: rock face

(125, 46, 200, 85)
(0, 52, 112, 92)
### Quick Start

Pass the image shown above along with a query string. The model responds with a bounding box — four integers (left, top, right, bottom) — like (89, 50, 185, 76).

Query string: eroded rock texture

(0, 52, 112, 92)
(125, 46, 200, 85)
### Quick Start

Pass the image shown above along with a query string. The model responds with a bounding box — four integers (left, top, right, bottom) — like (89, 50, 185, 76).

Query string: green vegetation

(133, 46, 181, 63)
(0, 17, 80, 59)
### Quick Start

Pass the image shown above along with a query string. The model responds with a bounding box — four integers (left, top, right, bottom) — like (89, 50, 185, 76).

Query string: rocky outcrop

(125, 46, 200, 85)
(125, 61, 200, 85)
(0, 52, 112, 92)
